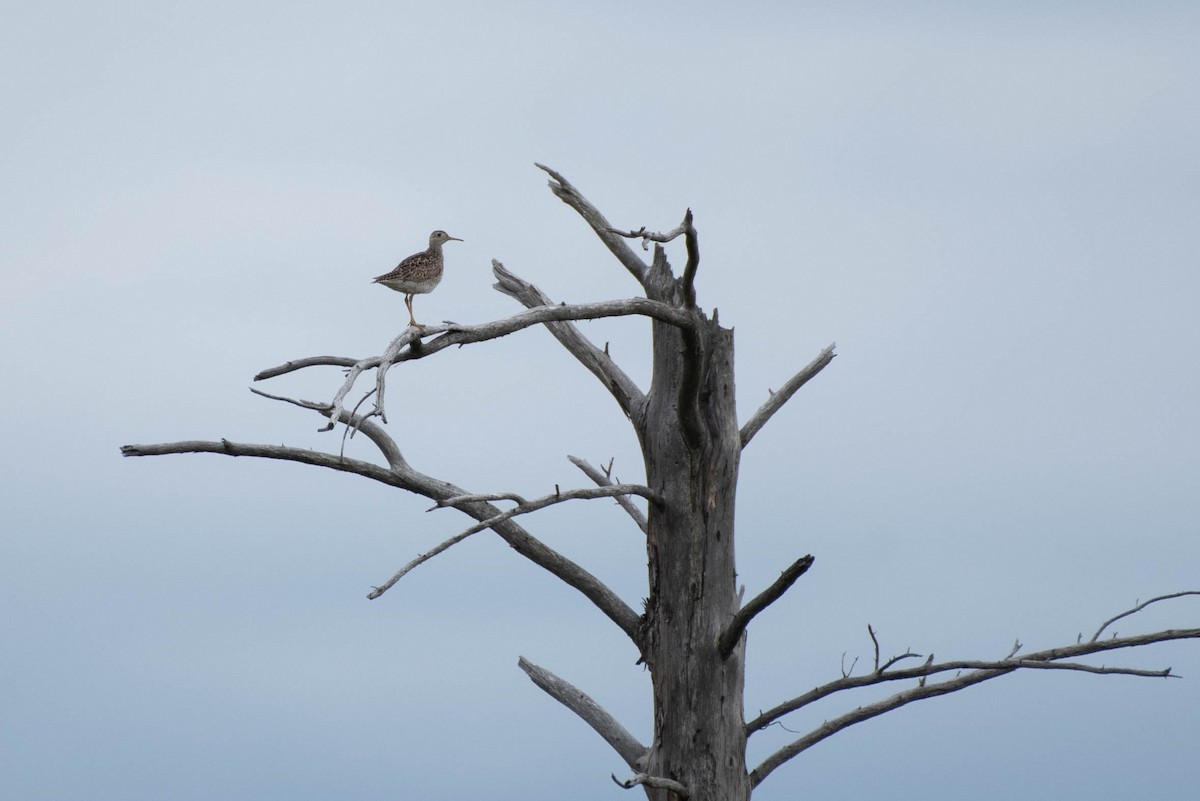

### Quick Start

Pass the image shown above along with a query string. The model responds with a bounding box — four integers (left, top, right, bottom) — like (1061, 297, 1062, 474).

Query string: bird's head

(430, 230, 463, 246)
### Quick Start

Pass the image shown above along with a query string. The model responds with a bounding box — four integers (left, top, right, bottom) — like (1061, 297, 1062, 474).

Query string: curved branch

(518, 657, 647, 772)
(120, 438, 643, 643)
(718, 555, 813, 658)
(740, 343, 837, 449)
(1092, 591, 1200, 641)
(535, 163, 649, 285)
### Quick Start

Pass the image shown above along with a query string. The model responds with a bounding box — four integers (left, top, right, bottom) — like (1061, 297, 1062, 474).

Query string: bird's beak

(450, 236, 464, 242)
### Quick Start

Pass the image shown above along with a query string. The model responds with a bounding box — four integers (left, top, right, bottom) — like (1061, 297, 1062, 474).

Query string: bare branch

(611, 773, 690, 798)
(718, 555, 814, 658)
(492, 260, 646, 425)
(518, 657, 647, 772)
(868, 624, 881, 672)
(121, 439, 402, 485)
(254, 356, 358, 382)
(749, 624, 1200, 789)
(746, 625, 1200, 738)
(368, 484, 659, 600)
(750, 666, 1002, 788)
(568, 455, 647, 535)
(120, 439, 643, 643)
(1091, 591, 1200, 642)
(740, 343, 837, 449)
(534, 163, 649, 284)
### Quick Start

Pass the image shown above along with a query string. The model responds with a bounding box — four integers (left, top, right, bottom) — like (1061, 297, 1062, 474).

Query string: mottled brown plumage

(373, 230, 462, 327)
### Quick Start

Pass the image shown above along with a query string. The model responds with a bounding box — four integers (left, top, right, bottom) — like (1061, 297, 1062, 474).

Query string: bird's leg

(404, 294, 421, 328)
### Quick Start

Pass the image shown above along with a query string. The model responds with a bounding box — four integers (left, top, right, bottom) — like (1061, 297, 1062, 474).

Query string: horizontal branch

(718, 555, 814, 658)
(369, 484, 659, 599)
(568, 455, 647, 535)
(518, 657, 647, 771)
(120, 438, 643, 643)
(747, 625, 1200, 787)
(535, 163, 649, 284)
(740, 343, 837, 449)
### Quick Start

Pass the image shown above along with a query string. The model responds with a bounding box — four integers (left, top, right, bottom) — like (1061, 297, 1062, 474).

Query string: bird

(372, 230, 462, 327)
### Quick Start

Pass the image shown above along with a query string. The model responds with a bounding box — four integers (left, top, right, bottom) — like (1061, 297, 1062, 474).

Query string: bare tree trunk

(639, 257, 750, 800)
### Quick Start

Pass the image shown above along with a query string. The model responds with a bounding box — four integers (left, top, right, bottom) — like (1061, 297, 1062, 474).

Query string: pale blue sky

(2, 2, 1198, 799)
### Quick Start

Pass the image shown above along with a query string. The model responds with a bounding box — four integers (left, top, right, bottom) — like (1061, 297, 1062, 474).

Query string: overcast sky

(3, 2, 1198, 799)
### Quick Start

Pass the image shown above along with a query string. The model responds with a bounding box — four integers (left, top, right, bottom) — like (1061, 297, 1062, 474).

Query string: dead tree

(122, 165, 1199, 800)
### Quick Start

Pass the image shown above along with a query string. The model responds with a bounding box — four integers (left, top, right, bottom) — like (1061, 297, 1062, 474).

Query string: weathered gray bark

(636, 250, 750, 800)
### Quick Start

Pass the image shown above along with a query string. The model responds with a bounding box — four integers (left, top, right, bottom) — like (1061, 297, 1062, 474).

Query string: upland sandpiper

(373, 230, 462, 327)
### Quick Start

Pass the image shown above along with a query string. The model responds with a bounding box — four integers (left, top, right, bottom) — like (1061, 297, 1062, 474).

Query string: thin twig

(1091, 591, 1200, 642)
(368, 484, 658, 599)
(568, 455, 648, 534)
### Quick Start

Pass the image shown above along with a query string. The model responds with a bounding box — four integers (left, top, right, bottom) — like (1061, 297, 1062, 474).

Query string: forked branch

(518, 657, 647, 772)
(740, 343, 837, 449)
